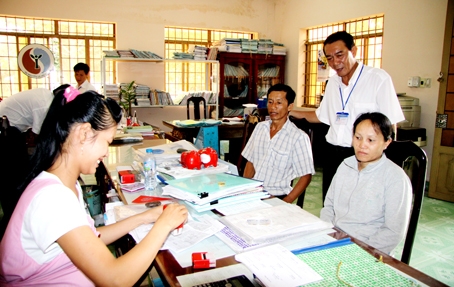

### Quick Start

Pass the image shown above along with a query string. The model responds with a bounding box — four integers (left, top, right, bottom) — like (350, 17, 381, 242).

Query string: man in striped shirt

(242, 84, 315, 205)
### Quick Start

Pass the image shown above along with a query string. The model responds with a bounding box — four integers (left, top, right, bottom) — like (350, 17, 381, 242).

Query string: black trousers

(322, 142, 354, 205)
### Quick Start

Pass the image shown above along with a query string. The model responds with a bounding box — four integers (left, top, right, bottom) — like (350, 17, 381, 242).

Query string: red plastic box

(118, 170, 135, 184)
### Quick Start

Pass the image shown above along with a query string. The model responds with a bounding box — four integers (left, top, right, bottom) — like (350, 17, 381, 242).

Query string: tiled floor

(301, 167, 454, 286)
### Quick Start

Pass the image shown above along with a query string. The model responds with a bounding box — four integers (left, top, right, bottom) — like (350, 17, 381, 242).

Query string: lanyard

(339, 64, 364, 110)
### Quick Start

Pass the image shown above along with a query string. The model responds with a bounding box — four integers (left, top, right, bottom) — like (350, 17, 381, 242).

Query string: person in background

(0, 85, 68, 239)
(242, 84, 314, 204)
(289, 31, 404, 204)
(320, 112, 411, 254)
(0, 87, 188, 286)
(74, 62, 96, 93)
(0, 88, 55, 135)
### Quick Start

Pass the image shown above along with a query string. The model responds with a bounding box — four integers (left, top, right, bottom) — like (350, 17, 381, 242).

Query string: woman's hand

(154, 203, 188, 233)
(138, 206, 163, 225)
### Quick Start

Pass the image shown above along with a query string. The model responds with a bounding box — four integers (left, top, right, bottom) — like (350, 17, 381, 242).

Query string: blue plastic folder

(166, 173, 263, 198)
(291, 238, 353, 255)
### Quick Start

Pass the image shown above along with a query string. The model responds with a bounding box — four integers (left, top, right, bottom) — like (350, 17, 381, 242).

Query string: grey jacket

(320, 154, 412, 254)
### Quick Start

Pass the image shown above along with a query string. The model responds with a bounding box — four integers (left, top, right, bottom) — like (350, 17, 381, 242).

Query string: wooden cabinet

(217, 52, 285, 118)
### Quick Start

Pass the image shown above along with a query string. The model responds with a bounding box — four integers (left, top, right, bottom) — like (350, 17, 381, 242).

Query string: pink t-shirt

(0, 172, 99, 286)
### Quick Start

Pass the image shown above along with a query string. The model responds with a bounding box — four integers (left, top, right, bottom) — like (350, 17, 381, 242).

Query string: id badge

(335, 112, 349, 125)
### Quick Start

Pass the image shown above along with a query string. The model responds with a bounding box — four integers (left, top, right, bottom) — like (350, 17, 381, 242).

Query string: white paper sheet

(235, 244, 323, 287)
(177, 263, 256, 287)
(162, 214, 225, 253)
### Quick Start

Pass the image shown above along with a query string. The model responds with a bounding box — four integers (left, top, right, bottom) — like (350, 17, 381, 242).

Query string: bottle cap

(146, 148, 153, 153)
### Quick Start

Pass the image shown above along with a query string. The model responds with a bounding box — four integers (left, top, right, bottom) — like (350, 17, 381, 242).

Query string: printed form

(235, 244, 323, 287)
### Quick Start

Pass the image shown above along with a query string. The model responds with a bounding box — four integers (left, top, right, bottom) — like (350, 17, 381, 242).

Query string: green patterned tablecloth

(297, 244, 421, 287)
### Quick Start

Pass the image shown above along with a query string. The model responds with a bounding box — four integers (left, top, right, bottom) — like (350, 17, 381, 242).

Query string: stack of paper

(257, 39, 273, 54)
(193, 45, 208, 60)
(162, 173, 264, 205)
(273, 43, 287, 55)
(219, 204, 333, 244)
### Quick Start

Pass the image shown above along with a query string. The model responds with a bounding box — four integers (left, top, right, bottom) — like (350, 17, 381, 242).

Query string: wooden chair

(384, 140, 427, 265)
(237, 113, 261, 176)
(186, 97, 207, 120)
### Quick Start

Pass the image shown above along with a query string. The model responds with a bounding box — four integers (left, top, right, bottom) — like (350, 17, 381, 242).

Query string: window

(164, 26, 255, 100)
(301, 15, 384, 107)
(0, 15, 115, 98)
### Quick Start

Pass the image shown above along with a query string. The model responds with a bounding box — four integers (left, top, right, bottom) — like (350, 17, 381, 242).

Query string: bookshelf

(218, 52, 285, 118)
(100, 57, 220, 119)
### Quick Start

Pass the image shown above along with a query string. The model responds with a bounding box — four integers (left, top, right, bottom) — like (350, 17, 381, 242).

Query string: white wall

(277, 0, 448, 178)
(0, 0, 449, 178)
(0, 0, 278, 89)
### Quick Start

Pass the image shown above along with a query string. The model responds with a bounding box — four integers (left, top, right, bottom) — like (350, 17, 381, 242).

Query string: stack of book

(257, 39, 273, 54)
(214, 38, 242, 53)
(193, 46, 208, 60)
(103, 50, 120, 57)
(117, 50, 135, 58)
(104, 84, 119, 99)
(172, 52, 194, 59)
(135, 84, 150, 98)
(240, 39, 258, 53)
(273, 43, 287, 55)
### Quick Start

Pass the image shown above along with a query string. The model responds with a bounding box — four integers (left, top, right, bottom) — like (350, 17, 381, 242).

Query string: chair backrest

(289, 116, 314, 144)
(384, 140, 427, 264)
(237, 112, 261, 176)
(186, 97, 207, 120)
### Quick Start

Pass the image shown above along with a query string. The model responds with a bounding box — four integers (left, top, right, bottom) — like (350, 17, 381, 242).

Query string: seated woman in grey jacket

(320, 112, 411, 254)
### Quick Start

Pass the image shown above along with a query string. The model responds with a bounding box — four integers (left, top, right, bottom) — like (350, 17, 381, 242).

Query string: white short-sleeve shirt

(0, 88, 53, 133)
(316, 62, 405, 147)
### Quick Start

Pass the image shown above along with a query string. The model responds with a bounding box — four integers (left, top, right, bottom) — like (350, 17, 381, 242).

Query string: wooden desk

(162, 120, 244, 164)
(97, 141, 447, 287)
(153, 229, 447, 287)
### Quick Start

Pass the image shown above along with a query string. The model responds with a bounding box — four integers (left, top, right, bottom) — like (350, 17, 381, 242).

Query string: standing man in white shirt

(0, 88, 55, 135)
(289, 31, 405, 204)
(73, 62, 96, 93)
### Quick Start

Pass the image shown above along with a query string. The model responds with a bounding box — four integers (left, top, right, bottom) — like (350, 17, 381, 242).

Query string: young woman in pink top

(0, 85, 188, 286)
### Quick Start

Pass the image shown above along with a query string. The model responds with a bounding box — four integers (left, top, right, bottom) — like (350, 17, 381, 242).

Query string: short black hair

(73, 62, 90, 74)
(324, 31, 355, 51)
(353, 112, 393, 141)
(267, 83, 296, 104)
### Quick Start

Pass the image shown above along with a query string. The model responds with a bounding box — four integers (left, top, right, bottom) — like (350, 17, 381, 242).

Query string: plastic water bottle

(143, 148, 157, 194)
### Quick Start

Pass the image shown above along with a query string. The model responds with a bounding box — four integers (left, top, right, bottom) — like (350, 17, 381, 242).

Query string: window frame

(301, 15, 384, 107)
(0, 15, 115, 98)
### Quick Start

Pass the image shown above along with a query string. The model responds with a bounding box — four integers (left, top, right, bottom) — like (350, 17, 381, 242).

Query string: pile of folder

(162, 173, 269, 212)
(240, 39, 258, 53)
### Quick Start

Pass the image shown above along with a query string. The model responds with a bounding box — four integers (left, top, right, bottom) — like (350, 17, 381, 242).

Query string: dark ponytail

(20, 87, 122, 190)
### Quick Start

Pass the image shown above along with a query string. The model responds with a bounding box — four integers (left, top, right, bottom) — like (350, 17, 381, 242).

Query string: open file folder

(162, 173, 263, 205)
